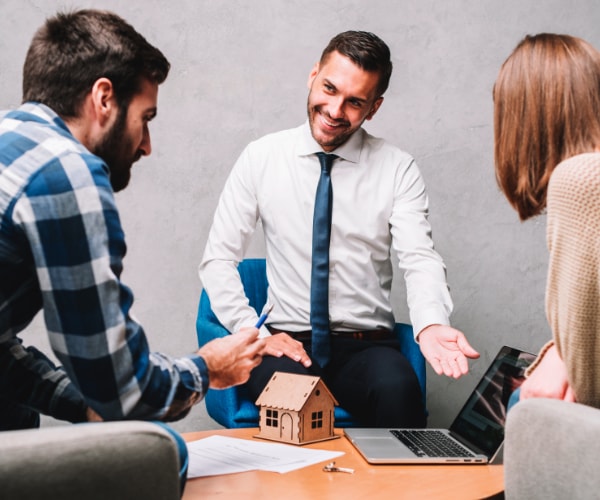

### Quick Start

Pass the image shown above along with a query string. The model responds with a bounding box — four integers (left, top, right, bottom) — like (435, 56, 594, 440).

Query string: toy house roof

(255, 372, 338, 410)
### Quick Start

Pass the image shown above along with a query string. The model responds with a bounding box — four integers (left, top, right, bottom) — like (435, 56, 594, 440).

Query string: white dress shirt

(199, 122, 453, 339)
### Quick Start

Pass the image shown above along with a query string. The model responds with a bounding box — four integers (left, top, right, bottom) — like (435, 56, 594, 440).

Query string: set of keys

(322, 461, 354, 474)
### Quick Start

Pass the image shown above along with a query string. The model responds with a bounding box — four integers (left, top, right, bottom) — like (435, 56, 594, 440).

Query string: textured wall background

(1, 0, 598, 433)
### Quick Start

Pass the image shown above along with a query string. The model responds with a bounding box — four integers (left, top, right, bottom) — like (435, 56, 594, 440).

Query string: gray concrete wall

(1, 0, 597, 433)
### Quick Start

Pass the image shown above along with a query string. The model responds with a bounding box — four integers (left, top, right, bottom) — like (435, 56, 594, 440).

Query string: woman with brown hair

(494, 33, 600, 409)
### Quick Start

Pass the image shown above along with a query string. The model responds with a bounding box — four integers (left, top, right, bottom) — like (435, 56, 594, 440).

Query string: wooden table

(182, 428, 504, 499)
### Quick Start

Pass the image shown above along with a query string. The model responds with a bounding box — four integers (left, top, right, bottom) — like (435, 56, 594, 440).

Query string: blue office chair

(196, 258, 426, 428)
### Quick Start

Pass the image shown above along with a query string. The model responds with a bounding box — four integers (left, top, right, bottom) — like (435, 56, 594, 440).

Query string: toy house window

(266, 409, 279, 427)
(311, 411, 323, 429)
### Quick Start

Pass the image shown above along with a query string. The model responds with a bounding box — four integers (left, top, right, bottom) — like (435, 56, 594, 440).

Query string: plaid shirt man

(0, 102, 207, 427)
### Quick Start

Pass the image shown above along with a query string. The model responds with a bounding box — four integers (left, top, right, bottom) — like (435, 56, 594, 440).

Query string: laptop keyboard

(390, 430, 475, 458)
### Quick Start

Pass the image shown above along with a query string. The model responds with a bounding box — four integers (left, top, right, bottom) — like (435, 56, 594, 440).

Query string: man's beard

(94, 108, 137, 192)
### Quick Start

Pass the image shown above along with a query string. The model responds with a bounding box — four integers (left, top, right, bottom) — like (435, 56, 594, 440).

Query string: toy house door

(279, 412, 294, 441)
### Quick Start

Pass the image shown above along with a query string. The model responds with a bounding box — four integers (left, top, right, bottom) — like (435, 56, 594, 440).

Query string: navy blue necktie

(310, 152, 337, 367)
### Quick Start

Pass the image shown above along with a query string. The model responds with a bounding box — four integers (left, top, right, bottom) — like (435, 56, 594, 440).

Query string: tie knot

(316, 152, 338, 173)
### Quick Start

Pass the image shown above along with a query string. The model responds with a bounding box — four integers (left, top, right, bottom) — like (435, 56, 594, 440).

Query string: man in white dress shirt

(199, 31, 479, 426)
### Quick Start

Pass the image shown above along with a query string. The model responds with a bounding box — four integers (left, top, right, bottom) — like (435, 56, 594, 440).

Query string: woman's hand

(520, 344, 576, 402)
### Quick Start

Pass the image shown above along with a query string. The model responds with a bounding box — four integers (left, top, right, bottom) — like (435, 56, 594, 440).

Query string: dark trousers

(246, 335, 426, 428)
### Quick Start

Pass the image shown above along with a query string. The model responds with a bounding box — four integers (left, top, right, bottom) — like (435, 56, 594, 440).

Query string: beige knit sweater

(544, 152, 600, 408)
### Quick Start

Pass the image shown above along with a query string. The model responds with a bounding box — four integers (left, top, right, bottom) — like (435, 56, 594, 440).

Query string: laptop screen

(448, 346, 536, 457)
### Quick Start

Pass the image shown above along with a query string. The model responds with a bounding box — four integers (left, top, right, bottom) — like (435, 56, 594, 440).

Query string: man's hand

(198, 327, 266, 389)
(520, 344, 576, 402)
(418, 324, 480, 378)
(262, 332, 312, 368)
(86, 407, 102, 422)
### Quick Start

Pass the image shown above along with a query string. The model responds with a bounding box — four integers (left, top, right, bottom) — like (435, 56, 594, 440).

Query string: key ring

(323, 461, 354, 474)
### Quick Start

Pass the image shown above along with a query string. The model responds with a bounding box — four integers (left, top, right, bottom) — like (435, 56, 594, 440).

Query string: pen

(255, 303, 274, 328)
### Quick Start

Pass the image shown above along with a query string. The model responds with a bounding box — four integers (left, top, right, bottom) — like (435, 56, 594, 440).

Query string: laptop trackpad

(353, 438, 414, 459)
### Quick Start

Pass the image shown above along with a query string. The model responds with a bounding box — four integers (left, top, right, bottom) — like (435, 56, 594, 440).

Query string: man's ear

(90, 78, 116, 127)
(366, 96, 384, 121)
(307, 62, 320, 89)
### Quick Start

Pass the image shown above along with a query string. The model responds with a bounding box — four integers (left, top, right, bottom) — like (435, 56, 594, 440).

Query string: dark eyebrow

(323, 78, 337, 90)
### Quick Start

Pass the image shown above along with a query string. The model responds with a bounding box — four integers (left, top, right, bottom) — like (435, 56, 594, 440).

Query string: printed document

(186, 435, 344, 477)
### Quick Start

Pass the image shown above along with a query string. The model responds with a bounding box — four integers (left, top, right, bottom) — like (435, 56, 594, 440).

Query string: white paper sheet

(186, 435, 344, 478)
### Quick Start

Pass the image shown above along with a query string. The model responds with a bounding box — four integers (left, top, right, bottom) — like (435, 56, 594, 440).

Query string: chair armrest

(0, 421, 180, 500)
(206, 387, 260, 428)
(504, 398, 600, 499)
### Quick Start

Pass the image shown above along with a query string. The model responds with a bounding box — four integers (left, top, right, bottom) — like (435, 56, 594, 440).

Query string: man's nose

(327, 97, 345, 119)
(139, 127, 152, 157)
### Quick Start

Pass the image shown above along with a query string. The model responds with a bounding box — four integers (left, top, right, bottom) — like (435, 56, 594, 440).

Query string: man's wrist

(415, 323, 443, 343)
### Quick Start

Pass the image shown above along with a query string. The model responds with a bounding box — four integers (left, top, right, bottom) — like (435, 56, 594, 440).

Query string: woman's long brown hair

(494, 33, 600, 220)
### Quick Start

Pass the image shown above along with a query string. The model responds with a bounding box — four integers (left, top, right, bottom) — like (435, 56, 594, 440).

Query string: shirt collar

(297, 120, 364, 164)
(19, 102, 73, 136)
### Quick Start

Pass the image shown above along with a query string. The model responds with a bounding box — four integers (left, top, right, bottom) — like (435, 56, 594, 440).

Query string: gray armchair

(504, 398, 600, 499)
(0, 421, 181, 500)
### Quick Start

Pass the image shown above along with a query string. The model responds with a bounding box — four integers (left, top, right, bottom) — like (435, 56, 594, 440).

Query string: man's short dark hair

(22, 9, 170, 118)
(320, 31, 392, 97)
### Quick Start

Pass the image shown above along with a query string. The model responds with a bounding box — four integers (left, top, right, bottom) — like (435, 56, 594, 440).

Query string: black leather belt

(268, 327, 394, 341)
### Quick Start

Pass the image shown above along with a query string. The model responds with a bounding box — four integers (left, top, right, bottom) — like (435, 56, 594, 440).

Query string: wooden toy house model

(255, 372, 338, 445)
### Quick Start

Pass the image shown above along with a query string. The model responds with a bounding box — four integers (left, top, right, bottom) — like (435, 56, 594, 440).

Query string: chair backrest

(197, 258, 426, 428)
(197, 260, 270, 428)
(0, 421, 181, 500)
(197, 259, 267, 330)
(395, 322, 426, 400)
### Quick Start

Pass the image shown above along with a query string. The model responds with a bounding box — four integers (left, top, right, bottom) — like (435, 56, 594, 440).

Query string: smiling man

(0, 10, 265, 491)
(200, 31, 479, 428)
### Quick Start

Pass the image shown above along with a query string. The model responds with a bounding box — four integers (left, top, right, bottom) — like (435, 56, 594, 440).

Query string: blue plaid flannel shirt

(0, 103, 208, 423)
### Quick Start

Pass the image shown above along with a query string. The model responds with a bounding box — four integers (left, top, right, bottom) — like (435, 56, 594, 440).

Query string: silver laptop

(344, 346, 536, 464)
